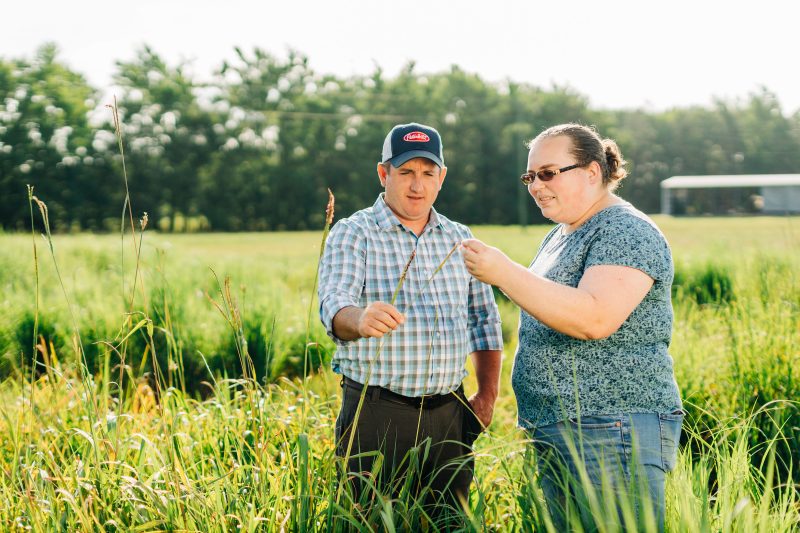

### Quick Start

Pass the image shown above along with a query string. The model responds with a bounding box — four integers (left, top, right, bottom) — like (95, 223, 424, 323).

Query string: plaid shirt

(318, 194, 503, 397)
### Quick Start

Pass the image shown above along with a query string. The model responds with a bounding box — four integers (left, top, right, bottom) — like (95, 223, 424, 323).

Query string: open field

(0, 216, 798, 530)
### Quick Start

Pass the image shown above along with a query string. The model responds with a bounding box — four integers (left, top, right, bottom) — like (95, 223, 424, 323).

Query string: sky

(3, 0, 798, 114)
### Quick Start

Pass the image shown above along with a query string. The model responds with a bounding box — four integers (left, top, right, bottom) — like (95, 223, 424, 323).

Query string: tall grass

(1, 366, 797, 531)
(0, 202, 797, 529)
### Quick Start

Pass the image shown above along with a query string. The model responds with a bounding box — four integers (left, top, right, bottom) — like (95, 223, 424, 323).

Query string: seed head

(325, 188, 335, 226)
(31, 195, 48, 221)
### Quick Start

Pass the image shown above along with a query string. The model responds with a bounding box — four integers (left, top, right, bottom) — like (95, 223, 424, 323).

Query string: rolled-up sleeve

(318, 220, 366, 341)
(467, 275, 504, 352)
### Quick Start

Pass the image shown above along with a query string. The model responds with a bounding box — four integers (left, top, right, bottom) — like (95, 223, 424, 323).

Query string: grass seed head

(325, 188, 335, 226)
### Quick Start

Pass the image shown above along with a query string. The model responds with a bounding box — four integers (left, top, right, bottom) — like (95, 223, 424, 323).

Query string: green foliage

(0, 43, 111, 231)
(0, 217, 798, 529)
(213, 309, 334, 384)
(14, 310, 60, 371)
(674, 262, 736, 306)
(0, 371, 797, 530)
(269, 328, 334, 381)
(4, 46, 800, 231)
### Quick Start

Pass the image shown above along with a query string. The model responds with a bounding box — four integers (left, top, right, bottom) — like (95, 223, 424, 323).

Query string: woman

(461, 123, 683, 530)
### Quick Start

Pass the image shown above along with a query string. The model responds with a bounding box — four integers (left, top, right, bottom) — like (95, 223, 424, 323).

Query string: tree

(0, 43, 105, 230)
(4, 44, 800, 231)
(112, 46, 223, 231)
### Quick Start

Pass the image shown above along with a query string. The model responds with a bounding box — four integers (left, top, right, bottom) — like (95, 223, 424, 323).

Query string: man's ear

(376, 162, 389, 187)
(437, 166, 447, 190)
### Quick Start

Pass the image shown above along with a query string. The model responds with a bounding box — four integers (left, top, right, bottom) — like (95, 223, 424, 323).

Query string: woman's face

(526, 135, 597, 225)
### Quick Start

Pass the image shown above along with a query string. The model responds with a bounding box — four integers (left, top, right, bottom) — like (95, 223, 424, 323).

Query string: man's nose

(409, 176, 422, 192)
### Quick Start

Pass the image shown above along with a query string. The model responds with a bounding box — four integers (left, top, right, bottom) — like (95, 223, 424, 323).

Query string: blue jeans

(531, 412, 684, 532)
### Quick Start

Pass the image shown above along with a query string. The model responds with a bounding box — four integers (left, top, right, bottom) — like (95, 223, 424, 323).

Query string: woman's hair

(530, 123, 628, 190)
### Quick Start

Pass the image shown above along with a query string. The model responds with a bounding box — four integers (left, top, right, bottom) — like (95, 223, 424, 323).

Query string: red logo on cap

(403, 131, 430, 142)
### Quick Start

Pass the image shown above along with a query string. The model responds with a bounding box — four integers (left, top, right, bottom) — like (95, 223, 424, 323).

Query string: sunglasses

(520, 163, 582, 185)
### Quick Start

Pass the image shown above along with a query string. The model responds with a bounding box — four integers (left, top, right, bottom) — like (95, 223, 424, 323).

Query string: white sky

(3, 0, 798, 114)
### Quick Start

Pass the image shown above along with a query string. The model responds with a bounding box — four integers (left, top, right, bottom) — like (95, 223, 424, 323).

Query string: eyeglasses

(520, 163, 582, 185)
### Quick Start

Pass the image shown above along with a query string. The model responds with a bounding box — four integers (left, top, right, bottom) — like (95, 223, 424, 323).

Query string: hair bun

(602, 139, 628, 182)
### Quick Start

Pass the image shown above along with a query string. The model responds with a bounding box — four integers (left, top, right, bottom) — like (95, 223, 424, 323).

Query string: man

(318, 122, 503, 516)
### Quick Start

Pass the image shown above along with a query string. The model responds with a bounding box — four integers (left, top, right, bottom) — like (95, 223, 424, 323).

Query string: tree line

(2, 43, 799, 232)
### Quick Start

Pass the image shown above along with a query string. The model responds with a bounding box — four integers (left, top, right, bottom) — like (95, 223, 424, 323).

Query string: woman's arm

(461, 239, 653, 340)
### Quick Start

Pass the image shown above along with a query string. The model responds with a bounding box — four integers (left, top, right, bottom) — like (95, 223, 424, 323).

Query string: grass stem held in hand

(336, 247, 416, 505)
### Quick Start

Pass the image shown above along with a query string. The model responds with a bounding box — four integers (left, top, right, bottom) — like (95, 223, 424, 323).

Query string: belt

(342, 376, 463, 409)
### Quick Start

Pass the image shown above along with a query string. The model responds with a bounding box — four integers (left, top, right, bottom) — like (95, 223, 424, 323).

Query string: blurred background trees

(2, 43, 800, 231)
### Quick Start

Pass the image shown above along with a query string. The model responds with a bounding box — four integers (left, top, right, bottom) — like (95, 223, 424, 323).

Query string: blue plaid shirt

(318, 194, 503, 397)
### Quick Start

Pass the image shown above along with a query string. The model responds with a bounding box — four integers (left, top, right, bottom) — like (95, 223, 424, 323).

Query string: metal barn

(660, 175, 800, 215)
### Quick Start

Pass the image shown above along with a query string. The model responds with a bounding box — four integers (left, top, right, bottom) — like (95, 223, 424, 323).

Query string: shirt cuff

(469, 319, 504, 352)
(320, 294, 358, 343)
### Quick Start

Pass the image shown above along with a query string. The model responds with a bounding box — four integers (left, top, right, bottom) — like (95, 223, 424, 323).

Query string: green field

(1, 216, 798, 531)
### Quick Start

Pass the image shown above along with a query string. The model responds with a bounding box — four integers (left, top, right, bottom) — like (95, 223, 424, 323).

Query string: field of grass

(0, 215, 798, 531)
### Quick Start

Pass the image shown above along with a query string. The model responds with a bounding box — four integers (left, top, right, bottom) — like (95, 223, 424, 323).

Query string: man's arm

(463, 233, 505, 428)
(319, 220, 367, 340)
(468, 350, 502, 428)
(332, 303, 405, 341)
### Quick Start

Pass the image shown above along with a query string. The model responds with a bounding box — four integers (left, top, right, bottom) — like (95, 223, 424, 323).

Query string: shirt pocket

(363, 245, 410, 305)
(430, 257, 471, 320)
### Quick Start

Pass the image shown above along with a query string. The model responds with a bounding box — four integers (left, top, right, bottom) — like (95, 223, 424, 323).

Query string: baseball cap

(381, 123, 444, 168)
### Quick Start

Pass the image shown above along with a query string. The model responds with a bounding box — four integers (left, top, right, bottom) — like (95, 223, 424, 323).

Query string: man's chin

(403, 205, 430, 217)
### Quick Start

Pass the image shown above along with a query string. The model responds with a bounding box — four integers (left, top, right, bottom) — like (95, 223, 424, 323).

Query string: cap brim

(388, 150, 443, 168)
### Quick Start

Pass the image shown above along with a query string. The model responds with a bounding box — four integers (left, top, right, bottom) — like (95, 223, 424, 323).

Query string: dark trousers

(335, 379, 480, 520)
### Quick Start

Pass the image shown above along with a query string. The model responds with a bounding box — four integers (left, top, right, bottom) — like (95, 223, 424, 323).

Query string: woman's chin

(537, 205, 559, 221)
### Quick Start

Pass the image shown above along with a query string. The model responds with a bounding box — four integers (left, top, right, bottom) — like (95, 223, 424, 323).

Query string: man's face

(377, 158, 447, 228)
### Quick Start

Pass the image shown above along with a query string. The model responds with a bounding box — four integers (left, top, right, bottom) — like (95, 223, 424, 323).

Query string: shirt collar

(373, 193, 450, 234)
(372, 192, 450, 233)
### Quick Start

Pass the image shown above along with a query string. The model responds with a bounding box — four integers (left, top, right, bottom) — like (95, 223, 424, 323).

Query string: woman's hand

(461, 238, 514, 286)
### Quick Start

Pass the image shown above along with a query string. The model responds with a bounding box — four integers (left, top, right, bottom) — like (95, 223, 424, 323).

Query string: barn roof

(661, 174, 800, 189)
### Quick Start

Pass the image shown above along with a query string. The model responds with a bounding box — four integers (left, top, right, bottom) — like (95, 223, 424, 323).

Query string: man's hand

(467, 391, 496, 430)
(332, 303, 405, 341)
(357, 301, 405, 338)
(461, 238, 513, 287)
(468, 349, 502, 432)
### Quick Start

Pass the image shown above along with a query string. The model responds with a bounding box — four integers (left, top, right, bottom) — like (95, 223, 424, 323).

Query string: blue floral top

(512, 202, 683, 429)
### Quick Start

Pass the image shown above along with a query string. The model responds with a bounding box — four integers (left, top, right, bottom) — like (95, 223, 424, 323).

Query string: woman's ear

(587, 160, 603, 185)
